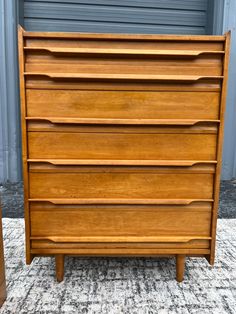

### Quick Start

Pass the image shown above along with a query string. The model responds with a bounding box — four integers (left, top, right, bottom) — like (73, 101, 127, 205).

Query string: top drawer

(25, 37, 225, 51)
(24, 38, 224, 77)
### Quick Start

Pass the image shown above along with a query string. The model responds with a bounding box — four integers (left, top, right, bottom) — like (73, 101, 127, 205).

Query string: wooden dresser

(0, 206, 6, 306)
(18, 26, 230, 282)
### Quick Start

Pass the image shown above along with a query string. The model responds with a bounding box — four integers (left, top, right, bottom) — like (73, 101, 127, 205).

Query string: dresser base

(19, 250, 210, 283)
(29, 244, 211, 282)
(53, 254, 186, 282)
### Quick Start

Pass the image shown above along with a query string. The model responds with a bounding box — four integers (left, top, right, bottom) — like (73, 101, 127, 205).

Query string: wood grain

(29, 167, 214, 200)
(30, 248, 210, 256)
(26, 90, 220, 120)
(24, 46, 225, 56)
(18, 25, 32, 264)
(31, 239, 210, 250)
(25, 77, 222, 91)
(29, 199, 214, 206)
(176, 254, 185, 282)
(23, 32, 225, 41)
(25, 53, 223, 76)
(55, 255, 64, 282)
(27, 130, 217, 161)
(18, 27, 229, 282)
(24, 72, 224, 82)
(30, 202, 211, 238)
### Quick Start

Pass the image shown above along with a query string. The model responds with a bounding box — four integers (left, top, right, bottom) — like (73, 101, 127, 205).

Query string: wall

(23, 0, 210, 34)
(221, 0, 236, 179)
(0, 0, 22, 183)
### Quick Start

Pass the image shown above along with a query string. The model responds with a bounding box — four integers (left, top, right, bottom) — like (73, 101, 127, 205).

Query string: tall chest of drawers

(18, 27, 230, 282)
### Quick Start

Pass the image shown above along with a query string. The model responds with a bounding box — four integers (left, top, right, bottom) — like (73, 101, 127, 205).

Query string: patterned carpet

(0, 219, 236, 314)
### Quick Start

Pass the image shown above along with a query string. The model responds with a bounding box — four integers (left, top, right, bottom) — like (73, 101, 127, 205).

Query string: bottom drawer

(30, 201, 212, 244)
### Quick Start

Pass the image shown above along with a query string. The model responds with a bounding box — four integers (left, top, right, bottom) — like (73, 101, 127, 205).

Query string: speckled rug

(0, 219, 236, 314)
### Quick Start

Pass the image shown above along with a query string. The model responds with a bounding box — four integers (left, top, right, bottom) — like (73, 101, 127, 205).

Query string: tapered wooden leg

(55, 254, 64, 282)
(176, 254, 185, 282)
(0, 281, 7, 307)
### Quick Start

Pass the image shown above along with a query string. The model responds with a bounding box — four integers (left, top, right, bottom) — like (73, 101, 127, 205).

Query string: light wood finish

(0, 207, 6, 307)
(18, 26, 32, 264)
(24, 46, 225, 56)
(30, 202, 212, 238)
(26, 117, 220, 125)
(25, 79, 222, 92)
(24, 72, 224, 82)
(27, 127, 217, 161)
(29, 163, 216, 174)
(32, 235, 211, 242)
(32, 248, 210, 256)
(176, 254, 186, 282)
(27, 159, 217, 167)
(27, 121, 218, 134)
(18, 27, 230, 282)
(26, 90, 220, 120)
(31, 240, 210, 250)
(25, 61, 223, 77)
(29, 166, 214, 200)
(29, 199, 214, 205)
(23, 32, 225, 41)
(55, 254, 64, 283)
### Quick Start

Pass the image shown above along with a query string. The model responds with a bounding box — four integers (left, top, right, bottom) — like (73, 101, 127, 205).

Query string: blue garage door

(24, 0, 212, 34)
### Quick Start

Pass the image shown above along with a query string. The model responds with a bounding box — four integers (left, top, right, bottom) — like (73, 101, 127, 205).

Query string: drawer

(31, 240, 210, 251)
(24, 37, 224, 77)
(30, 201, 212, 240)
(27, 122, 218, 161)
(25, 75, 222, 92)
(29, 164, 214, 200)
(26, 89, 220, 120)
(25, 37, 224, 51)
(25, 50, 223, 77)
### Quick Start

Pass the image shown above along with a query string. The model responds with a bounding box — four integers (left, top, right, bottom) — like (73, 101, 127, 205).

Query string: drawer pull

(24, 72, 224, 82)
(27, 159, 217, 167)
(30, 235, 212, 243)
(26, 117, 220, 126)
(24, 46, 225, 57)
(28, 198, 214, 205)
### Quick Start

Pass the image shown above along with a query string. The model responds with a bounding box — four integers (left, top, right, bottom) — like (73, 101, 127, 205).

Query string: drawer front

(25, 37, 224, 77)
(31, 240, 210, 251)
(25, 57, 223, 76)
(28, 125, 217, 161)
(29, 165, 214, 200)
(26, 90, 220, 120)
(30, 202, 212, 238)
(25, 37, 224, 51)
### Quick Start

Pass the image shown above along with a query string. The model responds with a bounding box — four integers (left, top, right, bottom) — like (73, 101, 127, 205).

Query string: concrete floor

(0, 180, 236, 218)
